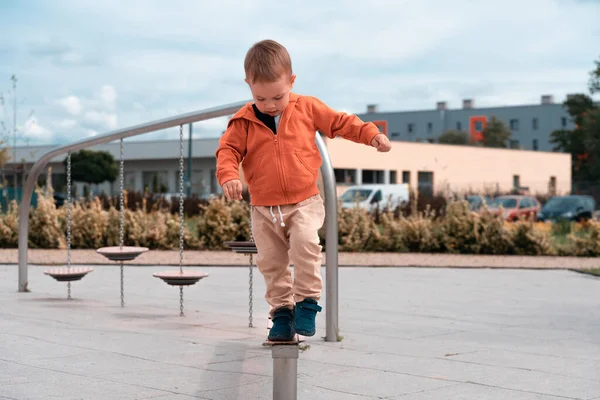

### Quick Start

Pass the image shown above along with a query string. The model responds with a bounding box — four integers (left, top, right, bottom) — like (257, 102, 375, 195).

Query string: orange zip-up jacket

(215, 93, 381, 206)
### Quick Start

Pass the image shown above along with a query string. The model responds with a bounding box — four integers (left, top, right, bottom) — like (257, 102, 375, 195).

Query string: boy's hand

(371, 133, 392, 152)
(222, 179, 243, 200)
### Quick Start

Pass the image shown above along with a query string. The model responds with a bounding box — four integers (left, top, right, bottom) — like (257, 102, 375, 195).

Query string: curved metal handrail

(17, 99, 339, 341)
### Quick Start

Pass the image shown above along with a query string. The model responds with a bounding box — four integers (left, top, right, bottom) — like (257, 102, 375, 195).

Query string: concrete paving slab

(2, 264, 600, 399)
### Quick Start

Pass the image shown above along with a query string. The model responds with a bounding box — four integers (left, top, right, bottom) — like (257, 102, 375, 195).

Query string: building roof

(4, 137, 222, 165)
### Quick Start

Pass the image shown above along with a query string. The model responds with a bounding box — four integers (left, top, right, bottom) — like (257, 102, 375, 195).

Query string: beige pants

(251, 194, 326, 316)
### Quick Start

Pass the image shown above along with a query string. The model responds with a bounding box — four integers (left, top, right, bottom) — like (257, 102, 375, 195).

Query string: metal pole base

(272, 344, 298, 400)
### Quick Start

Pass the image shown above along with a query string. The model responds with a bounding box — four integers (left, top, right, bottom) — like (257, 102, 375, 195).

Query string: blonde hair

(244, 40, 292, 83)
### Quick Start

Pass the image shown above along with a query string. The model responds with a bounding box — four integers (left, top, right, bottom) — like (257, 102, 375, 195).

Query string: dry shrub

(476, 209, 513, 255)
(507, 220, 554, 256)
(440, 201, 481, 254)
(562, 220, 600, 257)
(196, 197, 243, 249)
(397, 206, 443, 253)
(376, 211, 405, 252)
(335, 205, 381, 252)
(0, 200, 19, 248)
(29, 187, 65, 249)
(68, 198, 108, 249)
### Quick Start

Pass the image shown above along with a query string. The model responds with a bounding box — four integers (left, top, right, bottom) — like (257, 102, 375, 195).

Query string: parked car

(339, 184, 410, 211)
(537, 195, 596, 222)
(487, 195, 541, 221)
(466, 195, 493, 211)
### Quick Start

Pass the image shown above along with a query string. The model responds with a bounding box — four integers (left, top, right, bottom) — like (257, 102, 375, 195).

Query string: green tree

(588, 55, 600, 95)
(64, 149, 118, 196)
(549, 57, 600, 182)
(481, 116, 511, 148)
(438, 130, 470, 145)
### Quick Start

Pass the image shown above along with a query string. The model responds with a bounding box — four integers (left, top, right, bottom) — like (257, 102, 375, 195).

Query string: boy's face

(245, 73, 296, 117)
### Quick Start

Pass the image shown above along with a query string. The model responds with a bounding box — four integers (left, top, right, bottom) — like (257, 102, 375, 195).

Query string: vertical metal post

(187, 123, 192, 197)
(11, 74, 17, 202)
(316, 133, 339, 342)
(272, 344, 298, 400)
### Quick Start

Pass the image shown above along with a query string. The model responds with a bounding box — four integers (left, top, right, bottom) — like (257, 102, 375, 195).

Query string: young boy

(215, 39, 391, 341)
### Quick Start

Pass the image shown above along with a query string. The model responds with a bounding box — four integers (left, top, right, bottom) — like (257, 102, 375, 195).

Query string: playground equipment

(96, 137, 148, 306)
(42, 151, 94, 298)
(17, 100, 339, 343)
(152, 124, 209, 316)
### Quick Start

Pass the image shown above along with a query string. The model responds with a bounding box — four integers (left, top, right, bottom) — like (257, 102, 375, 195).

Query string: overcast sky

(0, 0, 599, 147)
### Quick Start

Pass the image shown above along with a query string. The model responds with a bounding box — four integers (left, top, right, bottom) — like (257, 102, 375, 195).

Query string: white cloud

(84, 111, 117, 129)
(53, 119, 77, 129)
(99, 85, 117, 109)
(56, 96, 82, 116)
(23, 117, 53, 141)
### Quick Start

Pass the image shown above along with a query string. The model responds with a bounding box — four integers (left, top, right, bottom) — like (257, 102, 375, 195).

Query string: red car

(487, 195, 541, 221)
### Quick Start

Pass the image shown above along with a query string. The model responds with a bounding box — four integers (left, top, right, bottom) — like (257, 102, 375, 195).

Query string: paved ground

(2, 263, 600, 399)
(3, 248, 600, 270)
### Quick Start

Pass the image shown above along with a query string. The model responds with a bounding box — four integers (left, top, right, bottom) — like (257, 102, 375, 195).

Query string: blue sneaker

(268, 307, 295, 341)
(294, 298, 322, 336)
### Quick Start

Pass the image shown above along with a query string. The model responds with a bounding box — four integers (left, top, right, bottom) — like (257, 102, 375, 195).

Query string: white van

(339, 184, 410, 211)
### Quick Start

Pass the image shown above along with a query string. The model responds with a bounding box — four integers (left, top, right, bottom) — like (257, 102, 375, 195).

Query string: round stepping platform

(44, 267, 94, 282)
(153, 270, 209, 286)
(263, 335, 303, 347)
(96, 246, 149, 262)
(224, 241, 257, 254)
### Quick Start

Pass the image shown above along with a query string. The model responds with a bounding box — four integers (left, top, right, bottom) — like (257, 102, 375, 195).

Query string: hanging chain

(179, 124, 185, 316)
(66, 152, 72, 300)
(119, 138, 125, 307)
(119, 138, 125, 250)
(248, 195, 254, 327)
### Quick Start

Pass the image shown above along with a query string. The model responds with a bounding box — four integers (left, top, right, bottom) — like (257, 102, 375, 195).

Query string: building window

(427, 122, 433, 134)
(510, 139, 520, 149)
(362, 169, 385, 184)
(143, 171, 169, 193)
(390, 132, 401, 139)
(402, 170, 410, 184)
(390, 170, 397, 184)
(532, 139, 538, 150)
(334, 169, 356, 184)
(561, 117, 567, 127)
(513, 174, 520, 190)
(407, 123, 415, 133)
(418, 171, 434, 197)
(475, 121, 483, 131)
(510, 119, 519, 131)
(532, 118, 538, 130)
(456, 121, 462, 130)
(549, 176, 556, 195)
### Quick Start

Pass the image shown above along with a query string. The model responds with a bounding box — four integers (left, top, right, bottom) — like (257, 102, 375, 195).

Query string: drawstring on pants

(270, 206, 285, 227)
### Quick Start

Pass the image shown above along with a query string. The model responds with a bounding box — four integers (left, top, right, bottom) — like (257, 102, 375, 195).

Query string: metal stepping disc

(263, 335, 304, 347)
(96, 246, 149, 262)
(224, 241, 257, 254)
(153, 270, 209, 286)
(44, 267, 94, 282)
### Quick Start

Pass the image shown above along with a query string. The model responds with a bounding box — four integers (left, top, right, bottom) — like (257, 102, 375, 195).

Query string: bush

(0, 200, 19, 248)
(507, 220, 554, 256)
(333, 205, 382, 252)
(9, 185, 600, 258)
(68, 198, 108, 249)
(563, 220, 600, 257)
(397, 206, 444, 253)
(29, 187, 65, 249)
(196, 197, 244, 249)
